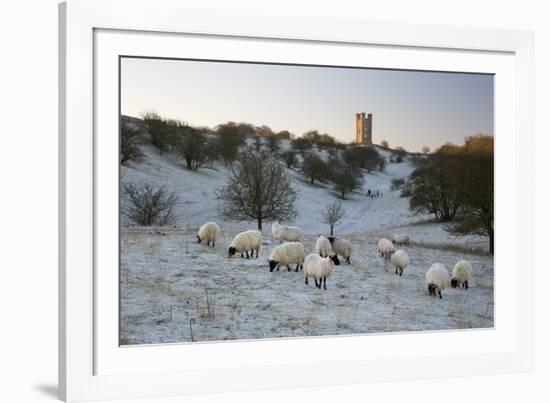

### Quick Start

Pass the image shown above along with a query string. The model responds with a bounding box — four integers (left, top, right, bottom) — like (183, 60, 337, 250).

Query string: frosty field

(120, 144, 494, 345)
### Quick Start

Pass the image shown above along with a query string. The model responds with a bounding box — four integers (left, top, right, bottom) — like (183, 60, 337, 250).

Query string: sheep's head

(327, 236, 335, 245)
(329, 254, 340, 266)
(428, 283, 437, 297)
(450, 278, 459, 288)
(228, 247, 237, 257)
(196, 235, 202, 243)
(269, 260, 278, 272)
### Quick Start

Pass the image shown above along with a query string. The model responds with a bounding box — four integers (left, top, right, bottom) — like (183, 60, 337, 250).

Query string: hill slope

(121, 142, 488, 250)
(120, 140, 493, 345)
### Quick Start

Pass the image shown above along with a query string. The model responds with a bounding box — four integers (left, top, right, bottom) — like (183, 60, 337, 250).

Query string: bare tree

(215, 122, 246, 166)
(448, 135, 494, 254)
(380, 140, 389, 148)
(141, 111, 171, 154)
(178, 127, 214, 170)
(120, 120, 144, 165)
(394, 146, 407, 162)
(123, 183, 178, 226)
(291, 137, 312, 156)
(422, 146, 431, 154)
(321, 201, 345, 235)
(265, 135, 281, 153)
(332, 164, 363, 199)
(217, 148, 296, 230)
(301, 154, 328, 184)
(407, 155, 463, 222)
(280, 150, 297, 169)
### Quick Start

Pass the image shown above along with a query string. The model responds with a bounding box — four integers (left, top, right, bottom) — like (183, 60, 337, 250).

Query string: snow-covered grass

(120, 142, 493, 345)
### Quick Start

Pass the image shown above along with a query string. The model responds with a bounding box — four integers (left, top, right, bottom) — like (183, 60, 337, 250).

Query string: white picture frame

(59, 0, 534, 401)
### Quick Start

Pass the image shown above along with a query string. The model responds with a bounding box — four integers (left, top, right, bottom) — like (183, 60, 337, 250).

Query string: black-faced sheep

(426, 263, 450, 299)
(377, 238, 394, 258)
(390, 249, 409, 276)
(303, 253, 340, 290)
(228, 230, 262, 259)
(451, 260, 473, 289)
(315, 235, 333, 258)
(196, 222, 221, 247)
(268, 242, 305, 272)
(327, 236, 352, 264)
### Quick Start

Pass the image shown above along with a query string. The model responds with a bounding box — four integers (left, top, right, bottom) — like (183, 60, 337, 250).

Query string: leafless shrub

(123, 182, 178, 226)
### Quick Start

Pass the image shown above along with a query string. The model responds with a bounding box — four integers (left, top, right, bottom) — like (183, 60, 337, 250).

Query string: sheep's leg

(323, 277, 327, 290)
(287, 265, 291, 272)
(465, 281, 469, 289)
(212, 241, 215, 247)
(240, 252, 244, 258)
(305, 277, 309, 285)
(395, 267, 398, 274)
(399, 268, 403, 276)
(438, 290, 442, 299)
(245, 251, 250, 259)
(346, 257, 350, 264)
(295, 264, 299, 272)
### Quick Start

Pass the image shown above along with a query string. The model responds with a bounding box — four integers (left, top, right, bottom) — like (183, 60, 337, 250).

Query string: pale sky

(121, 57, 494, 152)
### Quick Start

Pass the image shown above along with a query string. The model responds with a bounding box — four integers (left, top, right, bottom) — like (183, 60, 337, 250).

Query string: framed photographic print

(59, 0, 534, 401)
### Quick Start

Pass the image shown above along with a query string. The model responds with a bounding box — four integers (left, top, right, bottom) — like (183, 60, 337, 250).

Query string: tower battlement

(355, 112, 373, 146)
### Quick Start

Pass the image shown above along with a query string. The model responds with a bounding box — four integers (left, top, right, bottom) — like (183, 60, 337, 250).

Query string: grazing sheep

(303, 253, 340, 290)
(426, 263, 450, 299)
(268, 242, 305, 272)
(271, 221, 303, 243)
(390, 249, 410, 276)
(196, 222, 221, 247)
(316, 235, 333, 258)
(228, 230, 262, 259)
(451, 260, 473, 289)
(327, 236, 352, 264)
(392, 233, 410, 247)
(377, 238, 395, 258)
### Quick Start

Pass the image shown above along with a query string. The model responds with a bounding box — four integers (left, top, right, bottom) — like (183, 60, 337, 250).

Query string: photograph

(119, 57, 494, 345)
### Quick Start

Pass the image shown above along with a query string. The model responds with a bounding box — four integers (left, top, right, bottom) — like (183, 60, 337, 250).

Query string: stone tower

(355, 112, 373, 146)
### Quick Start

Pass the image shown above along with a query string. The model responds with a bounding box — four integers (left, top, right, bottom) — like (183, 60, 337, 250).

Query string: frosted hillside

(121, 143, 488, 251)
(120, 141, 493, 345)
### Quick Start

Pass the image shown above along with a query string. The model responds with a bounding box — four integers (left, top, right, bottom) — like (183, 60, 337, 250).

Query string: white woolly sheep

(451, 260, 473, 289)
(392, 233, 410, 247)
(228, 230, 262, 259)
(327, 236, 352, 264)
(272, 221, 303, 243)
(268, 242, 305, 272)
(316, 235, 333, 258)
(303, 253, 340, 290)
(390, 249, 410, 276)
(426, 263, 450, 299)
(377, 238, 395, 258)
(196, 222, 220, 247)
